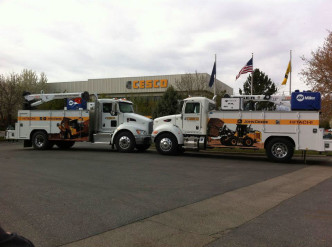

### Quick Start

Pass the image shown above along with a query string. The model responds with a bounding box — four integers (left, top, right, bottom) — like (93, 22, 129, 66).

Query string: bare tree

(0, 69, 48, 128)
(175, 72, 225, 97)
(175, 72, 226, 108)
(175, 72, 209, 96)
(300, 31, 332, 124)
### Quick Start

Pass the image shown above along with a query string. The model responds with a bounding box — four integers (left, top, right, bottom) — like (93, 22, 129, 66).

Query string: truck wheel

(115, 131, 135, 152)
(243, 137, 254, 146)
(155, 133, 178, 155)
(32, 131, 50, 150)
(136, 144, 151, 152)
(56, 141, 75, 149)
(266, 138, 294, 163)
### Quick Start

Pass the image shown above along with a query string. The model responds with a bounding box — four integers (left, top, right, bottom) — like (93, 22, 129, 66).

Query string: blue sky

(0, 0, 331, 95)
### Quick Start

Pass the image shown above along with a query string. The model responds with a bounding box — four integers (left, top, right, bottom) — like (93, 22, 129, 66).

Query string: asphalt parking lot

(0, 141, 331, 247)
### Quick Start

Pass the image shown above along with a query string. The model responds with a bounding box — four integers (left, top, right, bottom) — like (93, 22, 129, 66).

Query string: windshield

(119, 102, 134, 113)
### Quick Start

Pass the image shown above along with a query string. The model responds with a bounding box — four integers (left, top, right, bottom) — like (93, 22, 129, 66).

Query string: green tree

(239, 68, 277, 110)
(130, 95, 157, 117)
(300, 31, 332, 123)
(153, 86, 182, 118)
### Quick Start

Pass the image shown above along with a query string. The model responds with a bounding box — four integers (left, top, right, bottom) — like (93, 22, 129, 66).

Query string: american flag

(236, 58, 253, 80)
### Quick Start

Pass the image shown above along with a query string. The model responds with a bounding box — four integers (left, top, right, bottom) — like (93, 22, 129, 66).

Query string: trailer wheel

(243, 137, 254, 146)
(155, 133, 178, 155)
(32, 131, 50, 150)
(115, 131, 135, 153)
(136, 144, 151, 152)
(56, 141, 75, 149)
(266, 138, 294, 163)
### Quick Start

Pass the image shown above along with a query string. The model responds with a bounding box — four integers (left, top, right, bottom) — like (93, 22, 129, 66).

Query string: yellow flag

(282, 61, 291, 85)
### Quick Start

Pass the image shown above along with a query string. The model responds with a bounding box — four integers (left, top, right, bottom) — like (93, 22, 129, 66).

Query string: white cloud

(0, 0, 331, 95)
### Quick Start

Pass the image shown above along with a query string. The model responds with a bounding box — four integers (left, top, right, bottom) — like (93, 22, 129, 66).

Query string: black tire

(115, 131, 135, 153)
(155, 133, 178, 155)
(266, 138, 294, 163)
(220, 136, 227, 145)
(243, 137, 254, 146)
(32, 131, 50, 150)
(56, 141, 75, 150)
(136, 144, 151, 152)
(229, 137, 237, 146)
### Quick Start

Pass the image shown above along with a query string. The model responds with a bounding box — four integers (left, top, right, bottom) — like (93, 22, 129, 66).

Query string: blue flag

(209, 61, 216, 87)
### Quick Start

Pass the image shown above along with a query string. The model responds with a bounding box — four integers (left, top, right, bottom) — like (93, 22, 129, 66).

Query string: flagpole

(214, 54, 216, 96)
(251, 53, 253, 95)
(289, 50, 292, 95)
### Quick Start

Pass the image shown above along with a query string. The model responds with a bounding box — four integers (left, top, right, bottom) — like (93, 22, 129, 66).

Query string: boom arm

(231, 94, 291, 107)
(24, 91, 89, 107)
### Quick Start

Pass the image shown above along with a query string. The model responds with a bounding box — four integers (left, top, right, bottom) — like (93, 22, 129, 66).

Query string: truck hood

(154, 114, 182, 127)
(122, 113, 153, 133)
(124, 113, 152, 124)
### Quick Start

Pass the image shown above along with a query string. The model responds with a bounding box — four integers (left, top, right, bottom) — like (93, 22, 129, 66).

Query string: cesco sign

(126, 79, 168, 89)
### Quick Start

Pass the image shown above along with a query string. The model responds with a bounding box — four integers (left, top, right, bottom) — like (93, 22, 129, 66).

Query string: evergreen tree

(153, 86, 182, 118)
(239, 69, 277, 110)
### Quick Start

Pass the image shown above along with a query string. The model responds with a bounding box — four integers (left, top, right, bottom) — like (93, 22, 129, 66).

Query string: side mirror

(111, 111, 117, 116)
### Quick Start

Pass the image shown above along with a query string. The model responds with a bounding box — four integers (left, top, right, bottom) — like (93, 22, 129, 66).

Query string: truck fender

(153, 124, 184, 145)
(111, 122, 142, 145)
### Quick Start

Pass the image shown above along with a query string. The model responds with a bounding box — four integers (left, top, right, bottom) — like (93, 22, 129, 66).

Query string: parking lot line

(62, 165, 332, 247)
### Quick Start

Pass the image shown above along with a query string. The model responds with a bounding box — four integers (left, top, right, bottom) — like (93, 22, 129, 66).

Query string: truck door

(101, 103, 118, 133)
(183, 102, 201, 134)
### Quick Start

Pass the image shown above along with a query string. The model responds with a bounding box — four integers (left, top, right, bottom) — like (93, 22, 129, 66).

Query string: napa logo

(296, 94, 315, 102)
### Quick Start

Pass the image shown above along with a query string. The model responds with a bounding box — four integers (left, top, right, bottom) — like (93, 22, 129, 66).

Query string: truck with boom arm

(152, 91, 332, 162)
(6, 91, 152, 152)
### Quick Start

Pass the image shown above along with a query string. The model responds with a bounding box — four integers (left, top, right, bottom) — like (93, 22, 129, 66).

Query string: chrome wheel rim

(119, 136, 131, 150)
(35, 134, 45, 148)
(160, 138, 172, 152)
(271, 143, 288, 158)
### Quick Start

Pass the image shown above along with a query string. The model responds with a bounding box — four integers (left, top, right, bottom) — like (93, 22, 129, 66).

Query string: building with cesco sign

(48, 73, 233, 98)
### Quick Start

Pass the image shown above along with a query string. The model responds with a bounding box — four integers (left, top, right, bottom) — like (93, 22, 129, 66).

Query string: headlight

(136, 129, 148, 135)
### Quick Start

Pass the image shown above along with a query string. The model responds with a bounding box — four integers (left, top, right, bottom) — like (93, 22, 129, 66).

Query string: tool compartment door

(18, 111, 30, 139)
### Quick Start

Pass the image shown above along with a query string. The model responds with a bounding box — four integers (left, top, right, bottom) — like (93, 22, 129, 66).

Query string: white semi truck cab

(152, 93, 332, 162)
(6, 92, 153, 152)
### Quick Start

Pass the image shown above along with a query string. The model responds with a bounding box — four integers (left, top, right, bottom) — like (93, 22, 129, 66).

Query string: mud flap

(24, 140, 32, 147)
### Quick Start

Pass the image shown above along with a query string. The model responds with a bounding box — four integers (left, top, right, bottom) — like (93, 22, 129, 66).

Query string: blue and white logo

(296, 94, 315, 102)
(296, 94, 304, 102)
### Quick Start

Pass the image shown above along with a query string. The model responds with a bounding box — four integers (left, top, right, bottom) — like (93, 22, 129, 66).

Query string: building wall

(48, 73, 233, 97)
